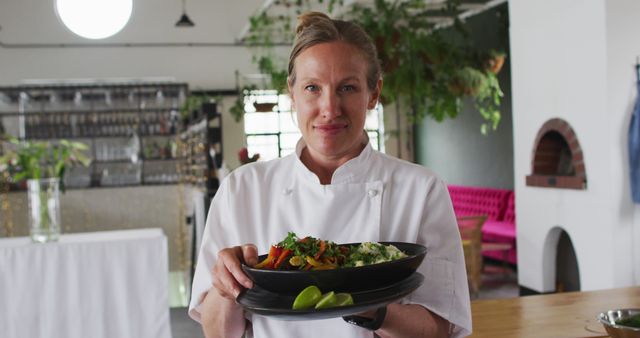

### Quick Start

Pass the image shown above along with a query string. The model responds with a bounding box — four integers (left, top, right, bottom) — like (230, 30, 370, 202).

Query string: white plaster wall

(509, 0, 632, 292)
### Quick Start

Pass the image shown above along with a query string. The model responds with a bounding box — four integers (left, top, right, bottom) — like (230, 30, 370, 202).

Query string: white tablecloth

(0, 228, 172, 338)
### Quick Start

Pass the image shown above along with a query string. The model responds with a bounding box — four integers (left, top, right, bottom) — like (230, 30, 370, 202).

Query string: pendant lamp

(175, 0, 195, 27)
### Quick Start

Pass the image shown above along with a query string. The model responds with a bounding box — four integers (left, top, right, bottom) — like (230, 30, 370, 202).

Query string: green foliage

(0, 135, 91, 192)
(180, 95, 214, 120)
(240, 0, 505, 133)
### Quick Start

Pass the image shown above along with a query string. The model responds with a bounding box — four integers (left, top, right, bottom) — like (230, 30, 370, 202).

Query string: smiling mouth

(313, 124, 347, 131)
(314, 124, 347, 134)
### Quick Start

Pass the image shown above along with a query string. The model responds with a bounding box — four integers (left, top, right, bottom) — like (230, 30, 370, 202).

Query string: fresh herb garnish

(617, 314, 640, 328)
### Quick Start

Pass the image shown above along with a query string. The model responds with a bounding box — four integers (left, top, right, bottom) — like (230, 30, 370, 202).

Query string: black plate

(237, 272, 424, 321)
(241, 242, 426, 295)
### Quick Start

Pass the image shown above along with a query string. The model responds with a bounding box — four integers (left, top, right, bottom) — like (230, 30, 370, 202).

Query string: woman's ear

(367, 78, 383, 110)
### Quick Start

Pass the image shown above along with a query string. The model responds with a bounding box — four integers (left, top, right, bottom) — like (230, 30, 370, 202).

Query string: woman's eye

(304, 85, 318, 92)
(340, 85, 356, 92)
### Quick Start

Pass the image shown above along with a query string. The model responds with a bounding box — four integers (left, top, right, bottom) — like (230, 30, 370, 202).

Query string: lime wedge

(334, 293, 354, 306)
(314, 291, 337, 309)
(292, 285, 322, 310)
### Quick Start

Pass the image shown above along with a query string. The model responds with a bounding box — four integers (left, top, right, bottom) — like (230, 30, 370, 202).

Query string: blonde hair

(288, 12, 381, 91)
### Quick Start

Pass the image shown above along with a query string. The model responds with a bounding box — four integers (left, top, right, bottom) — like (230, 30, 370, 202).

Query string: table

(0, 229, 171, 338)
(470, 286, 640, 337)
(480, 242, 513, 277)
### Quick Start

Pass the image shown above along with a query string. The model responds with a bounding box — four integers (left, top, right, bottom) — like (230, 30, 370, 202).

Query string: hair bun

(296, 11, 331, 35)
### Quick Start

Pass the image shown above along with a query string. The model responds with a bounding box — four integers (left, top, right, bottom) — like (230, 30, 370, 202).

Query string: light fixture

(55, 0, 133, 40)
(175, 0, 195, 27)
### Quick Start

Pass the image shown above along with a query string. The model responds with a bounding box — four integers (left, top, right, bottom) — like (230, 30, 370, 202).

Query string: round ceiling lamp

(55, 0, 133, 39)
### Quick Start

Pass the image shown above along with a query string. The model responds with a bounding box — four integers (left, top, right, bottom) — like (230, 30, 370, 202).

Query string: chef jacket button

(283, 188, 292, 195)
(368, 190, 378, 197)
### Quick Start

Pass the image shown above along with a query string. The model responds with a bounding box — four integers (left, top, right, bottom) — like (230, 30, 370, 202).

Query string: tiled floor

(169, 263, 520, 338)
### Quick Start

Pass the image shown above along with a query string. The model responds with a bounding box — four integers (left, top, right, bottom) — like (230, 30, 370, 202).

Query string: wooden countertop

(470, 286, 640, 338)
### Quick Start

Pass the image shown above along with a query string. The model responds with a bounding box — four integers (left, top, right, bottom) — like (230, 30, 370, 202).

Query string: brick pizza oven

(526, 118, 586, 190)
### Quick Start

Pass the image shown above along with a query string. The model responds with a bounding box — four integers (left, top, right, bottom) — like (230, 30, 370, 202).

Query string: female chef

(189, 11, 471, 338)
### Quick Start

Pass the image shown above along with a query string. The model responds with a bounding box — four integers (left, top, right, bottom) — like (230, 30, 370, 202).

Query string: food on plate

(334, 293, 354, 306)
(616, 313, 640, 328)
(314, 291, 337, 309)
(344, 241, 408, 267)
(292, 285, 322, 310)
(292, 285, 354, 310)
(253, 232, 408, 271)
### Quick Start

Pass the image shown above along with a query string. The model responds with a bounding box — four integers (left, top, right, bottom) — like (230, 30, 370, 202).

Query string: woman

(189, 12, 471, 338)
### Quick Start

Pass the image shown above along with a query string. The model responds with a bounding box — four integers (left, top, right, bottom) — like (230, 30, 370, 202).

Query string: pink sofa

(447, 185, 517, 265)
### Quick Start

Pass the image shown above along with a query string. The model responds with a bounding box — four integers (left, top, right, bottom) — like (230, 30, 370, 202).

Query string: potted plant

(179, 95, 214, 127)
(0, 135, 91, 242)
(448, 67, 488, 97)
(484, 49, 507, 74)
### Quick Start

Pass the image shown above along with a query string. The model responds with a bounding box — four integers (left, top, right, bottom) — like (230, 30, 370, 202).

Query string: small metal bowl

(598, 309, 640, 338)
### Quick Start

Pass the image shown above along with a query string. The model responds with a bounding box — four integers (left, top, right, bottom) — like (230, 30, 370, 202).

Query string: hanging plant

(448, 67, 487, 97)
(484, 49, 507, 74)
(240, 0, 505, 133)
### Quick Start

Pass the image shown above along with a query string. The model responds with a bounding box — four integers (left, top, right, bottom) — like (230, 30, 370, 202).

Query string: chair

(457, 215, 487, 298)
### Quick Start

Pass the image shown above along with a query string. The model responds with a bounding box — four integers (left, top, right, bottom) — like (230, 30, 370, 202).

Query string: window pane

(276, 95, 292, 112)
(244, 112, 279, 134)
(367, 131, 379, 151)
(365, 108, 380, 130)
(247, 135, 279, 161)
(279, 112, 299, 132)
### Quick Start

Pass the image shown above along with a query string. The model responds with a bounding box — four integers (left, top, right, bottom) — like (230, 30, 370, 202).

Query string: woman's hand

(211, 244, 259, 299)
(201, 244, 258, 337)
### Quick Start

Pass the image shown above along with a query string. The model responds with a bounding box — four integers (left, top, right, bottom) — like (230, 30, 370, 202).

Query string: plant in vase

(0, 135, 91, 242)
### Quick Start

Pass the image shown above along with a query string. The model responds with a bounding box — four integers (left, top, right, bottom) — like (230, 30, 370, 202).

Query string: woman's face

(289, 41, 381, 162)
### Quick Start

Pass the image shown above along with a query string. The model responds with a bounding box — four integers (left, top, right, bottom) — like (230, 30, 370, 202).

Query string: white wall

(510, 0, 638, 292)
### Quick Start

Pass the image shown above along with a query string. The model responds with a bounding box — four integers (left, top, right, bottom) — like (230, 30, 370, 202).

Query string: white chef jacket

(189, 138, 472, 338)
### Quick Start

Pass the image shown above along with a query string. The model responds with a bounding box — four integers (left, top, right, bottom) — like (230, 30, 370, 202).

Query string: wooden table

(470, 286, 640, 338)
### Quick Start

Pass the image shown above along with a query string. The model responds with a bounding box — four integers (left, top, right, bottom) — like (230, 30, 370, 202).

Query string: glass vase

(27, 178, 61, 243)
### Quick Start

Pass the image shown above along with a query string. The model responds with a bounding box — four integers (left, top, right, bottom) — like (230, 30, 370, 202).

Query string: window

(243, 90, 384, 161)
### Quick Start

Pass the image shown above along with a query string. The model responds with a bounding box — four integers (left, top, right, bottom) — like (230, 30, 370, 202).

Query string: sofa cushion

(481, 220, 516, 265)
(482, 220, 515, 241)
(502, 192, 516, 223)
(447, 185, 511, 221)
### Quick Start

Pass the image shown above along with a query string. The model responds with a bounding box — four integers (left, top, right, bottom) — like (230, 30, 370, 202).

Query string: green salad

(343, 242, 408, 267)
(254, 232, 408, 270)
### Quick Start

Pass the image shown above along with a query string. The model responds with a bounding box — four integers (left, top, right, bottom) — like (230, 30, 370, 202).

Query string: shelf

(143, 157, 185, 162)
(0, 107, 181, 117)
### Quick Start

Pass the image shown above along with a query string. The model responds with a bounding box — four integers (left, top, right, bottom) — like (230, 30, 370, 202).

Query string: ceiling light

(175, 0, 195, 27)
(55, 0, 133, 39)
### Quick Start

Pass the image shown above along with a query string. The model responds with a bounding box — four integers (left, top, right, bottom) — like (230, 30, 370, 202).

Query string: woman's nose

(320, 91, 341, 119)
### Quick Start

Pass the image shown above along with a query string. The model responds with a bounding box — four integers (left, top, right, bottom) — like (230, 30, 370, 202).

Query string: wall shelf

(0, 82, 189, 189)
